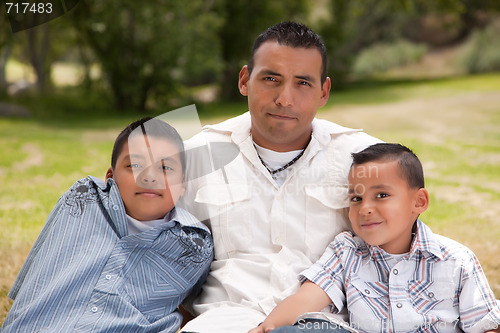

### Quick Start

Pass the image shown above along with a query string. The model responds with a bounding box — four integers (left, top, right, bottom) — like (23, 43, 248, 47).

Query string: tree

(319, 0, 500, 86)
(71, 0, 222, 111)
(0, 10, 13, 94)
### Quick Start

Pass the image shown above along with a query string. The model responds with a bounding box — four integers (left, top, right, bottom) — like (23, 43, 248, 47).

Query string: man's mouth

(268, 113, 296, 120)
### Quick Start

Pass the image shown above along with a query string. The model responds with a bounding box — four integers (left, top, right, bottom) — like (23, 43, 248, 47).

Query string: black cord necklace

(256, 148, 305, 180)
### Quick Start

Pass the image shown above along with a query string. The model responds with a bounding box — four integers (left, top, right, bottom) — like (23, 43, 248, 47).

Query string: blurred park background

(1, 0, 500, 324)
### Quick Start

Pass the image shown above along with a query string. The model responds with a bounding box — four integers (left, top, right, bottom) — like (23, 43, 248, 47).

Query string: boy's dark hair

(352, 143, 425, 189)
(247, 21, 328, 85)
(111, 117, 185, 173)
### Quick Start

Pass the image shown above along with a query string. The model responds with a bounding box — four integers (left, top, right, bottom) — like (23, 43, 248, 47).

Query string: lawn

(1, 73, 499, 324)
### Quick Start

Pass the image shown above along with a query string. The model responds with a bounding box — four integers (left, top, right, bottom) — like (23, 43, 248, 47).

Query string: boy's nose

(359, 202, 374, 215)
(138, 167, 159, 187)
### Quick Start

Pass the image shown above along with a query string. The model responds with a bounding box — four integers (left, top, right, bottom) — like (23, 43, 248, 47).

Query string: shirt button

(364, 289, 371, 295)
(393, 269, 398, 275)
(396, 303, 403, 308)
(428, 292, 435, 298)
(112, 205, 119, 211)
(91, 306, 98, 313)
(105, 274, 112, 280)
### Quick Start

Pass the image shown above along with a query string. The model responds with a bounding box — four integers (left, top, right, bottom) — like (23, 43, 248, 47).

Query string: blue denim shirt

(2, 176, 213, 333)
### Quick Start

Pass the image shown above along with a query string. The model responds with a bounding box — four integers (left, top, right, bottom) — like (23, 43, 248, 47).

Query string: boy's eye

(161, 165, 174, 172)
(350, 196, 362, 203)
(129, 163, 142, 169)
(376, 193, 389, 199)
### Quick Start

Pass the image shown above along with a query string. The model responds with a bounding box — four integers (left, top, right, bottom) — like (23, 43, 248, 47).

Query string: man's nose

(275, 83, 293, 107)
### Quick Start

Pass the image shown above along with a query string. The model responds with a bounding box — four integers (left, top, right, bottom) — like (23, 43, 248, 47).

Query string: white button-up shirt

(180, 112, 380, 331)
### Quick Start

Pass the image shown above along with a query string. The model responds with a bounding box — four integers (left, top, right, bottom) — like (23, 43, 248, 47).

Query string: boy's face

(106, 134, 185, 221)
(348, 160, 428, 254)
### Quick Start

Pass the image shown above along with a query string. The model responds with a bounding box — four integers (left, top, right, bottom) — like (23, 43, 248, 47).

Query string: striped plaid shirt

(300, 219, 500, 333)
(2, 176, 213, 333)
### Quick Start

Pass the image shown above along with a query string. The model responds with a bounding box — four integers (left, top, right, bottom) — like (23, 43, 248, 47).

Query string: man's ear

(105, 167, 114, 180)
(413, 188, 429, 214)
(318, 76, 331, 108)
(238, 65, 250, 96)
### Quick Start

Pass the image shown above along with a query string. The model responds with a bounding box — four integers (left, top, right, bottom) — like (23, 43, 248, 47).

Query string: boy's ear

(105, 167, 114, 180)
(413, 188, 429, 214)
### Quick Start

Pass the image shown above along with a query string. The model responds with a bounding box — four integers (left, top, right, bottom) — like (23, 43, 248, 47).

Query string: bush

(352, 39, 428, 76)
(457, 19, 500, 74)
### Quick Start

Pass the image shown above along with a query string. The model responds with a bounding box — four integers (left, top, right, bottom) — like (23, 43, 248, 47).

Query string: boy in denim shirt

(2, 117, 213, 333)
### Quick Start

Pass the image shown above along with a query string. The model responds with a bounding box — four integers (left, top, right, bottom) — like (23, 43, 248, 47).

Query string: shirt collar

(203, 111, 363, 147)
(88, 176, 210, 234)
(409, 219, 445, 260)
(366, 219, 445, 261)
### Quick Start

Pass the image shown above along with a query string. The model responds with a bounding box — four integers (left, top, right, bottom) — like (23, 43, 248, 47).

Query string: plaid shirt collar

(367, 219, 446, 262)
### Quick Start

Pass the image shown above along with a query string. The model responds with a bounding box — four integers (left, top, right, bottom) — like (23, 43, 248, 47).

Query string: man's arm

(248, 281, 332, 333)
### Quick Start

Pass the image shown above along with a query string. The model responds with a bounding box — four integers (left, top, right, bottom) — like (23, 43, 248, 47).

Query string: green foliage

(70, 0, 223, 111)
(352, 39, 428, 76)
(457, 19, 500, 73)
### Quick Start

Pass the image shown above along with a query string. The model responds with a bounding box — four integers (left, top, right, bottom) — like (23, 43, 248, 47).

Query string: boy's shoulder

(418, 221, 477, 263)
(173, 207, 211, 235)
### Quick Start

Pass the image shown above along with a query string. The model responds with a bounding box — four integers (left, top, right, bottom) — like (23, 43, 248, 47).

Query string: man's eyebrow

(260, 69, 282, 77)
(296, 74, 316, 83)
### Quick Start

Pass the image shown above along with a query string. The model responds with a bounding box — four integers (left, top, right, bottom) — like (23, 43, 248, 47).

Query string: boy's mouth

(360, 221, 382, 229)
(136, 190, 162, 197)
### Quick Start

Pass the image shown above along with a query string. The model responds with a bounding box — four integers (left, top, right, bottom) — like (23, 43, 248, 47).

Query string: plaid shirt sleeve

(457, 249, 500, 332)
(299, 232, 356, 313)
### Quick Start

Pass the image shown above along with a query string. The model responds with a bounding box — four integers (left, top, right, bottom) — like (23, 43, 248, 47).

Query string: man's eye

(298, 81, 311, 87)
(264, 77, 277, 82)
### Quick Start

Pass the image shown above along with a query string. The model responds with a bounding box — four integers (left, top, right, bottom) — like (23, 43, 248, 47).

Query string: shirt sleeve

(458, 250, 500, 333)
(7, 194, 65, 300)
(299, 233, 351, 313)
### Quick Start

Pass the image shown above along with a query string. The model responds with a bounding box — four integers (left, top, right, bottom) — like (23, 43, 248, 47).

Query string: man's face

(239, 41, 331, 152)
(106, 135, 185, 221)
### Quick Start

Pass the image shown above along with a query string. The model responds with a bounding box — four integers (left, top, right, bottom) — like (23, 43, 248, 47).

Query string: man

(180, 22, 381, 333)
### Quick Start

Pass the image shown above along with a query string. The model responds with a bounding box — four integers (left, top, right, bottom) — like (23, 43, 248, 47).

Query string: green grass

(1, 73, 500, 324)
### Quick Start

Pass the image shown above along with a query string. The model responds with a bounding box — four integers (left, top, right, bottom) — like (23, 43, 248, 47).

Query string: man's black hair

(111, 117, 185, 173)
(247, 21, 328, 85)
(351, 143, 425, 189)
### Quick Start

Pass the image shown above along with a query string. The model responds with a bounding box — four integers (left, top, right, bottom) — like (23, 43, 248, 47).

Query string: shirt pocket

(347, 279, 388, 331)
(120, 252, 191, 323)
(408, 280, 457, 317)
(195, 183, 251, 259)
(304, 184, 350, 257)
